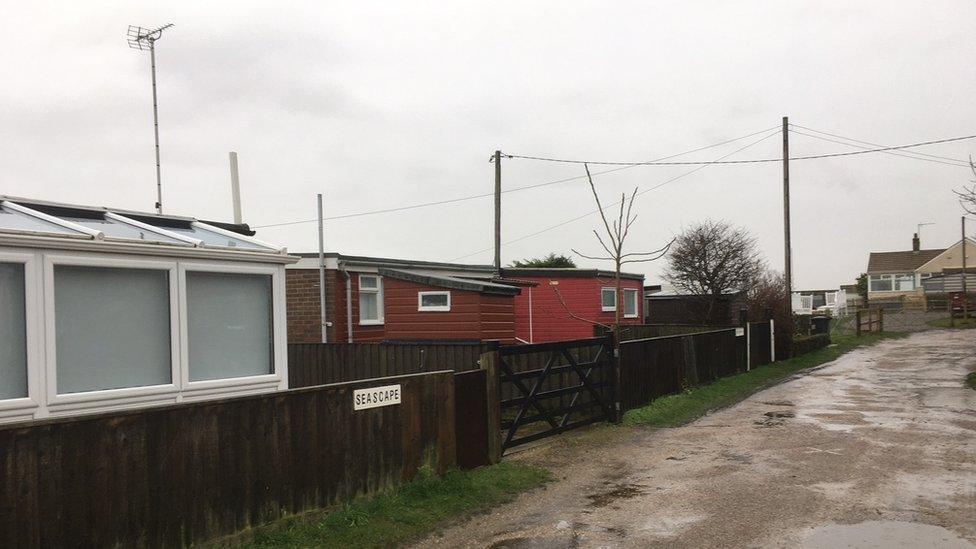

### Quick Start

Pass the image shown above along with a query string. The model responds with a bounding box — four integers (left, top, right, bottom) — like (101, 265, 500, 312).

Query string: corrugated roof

(867, 249, 944, 273)
(377, 268, 521, 296)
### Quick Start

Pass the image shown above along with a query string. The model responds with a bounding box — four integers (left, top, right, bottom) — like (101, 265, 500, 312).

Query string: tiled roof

(866, 249, 944, 273)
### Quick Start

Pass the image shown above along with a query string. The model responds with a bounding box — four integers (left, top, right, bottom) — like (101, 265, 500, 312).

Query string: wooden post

(739, 308, 749, 371)
(878, 308, 884, 332)
(493, 150, 502, 273)
(608, 332, 622, 423)
(856, 310, 862, 337)
(480, 347, 502, 464)
(782, 116, 793, 306)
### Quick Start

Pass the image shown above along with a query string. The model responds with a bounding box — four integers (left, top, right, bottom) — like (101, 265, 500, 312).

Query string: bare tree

(665, 220, 764, 322)
(954, 156, 976, 215)
(571, 164, 673, 329)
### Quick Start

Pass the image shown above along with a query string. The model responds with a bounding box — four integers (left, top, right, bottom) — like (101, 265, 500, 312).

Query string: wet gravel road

(417, 330, 976, 548)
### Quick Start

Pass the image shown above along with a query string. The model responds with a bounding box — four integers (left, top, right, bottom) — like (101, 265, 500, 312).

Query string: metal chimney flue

(229, 151, 243, 224)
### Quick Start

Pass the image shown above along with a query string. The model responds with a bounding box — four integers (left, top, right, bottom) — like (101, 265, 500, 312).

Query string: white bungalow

(0, 196, 297, 424)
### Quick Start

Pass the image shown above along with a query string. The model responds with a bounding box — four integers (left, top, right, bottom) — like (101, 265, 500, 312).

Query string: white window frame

(358, 274, 384, 325)
(601, 287, 616, 312)
(869, 274, 893, 292)
(42, 252, 182, 414)
(0, 249, 42, 422)
(418, 290, 451, 312)
(178, 261, 286, 400)
(622, 288, 639, 318)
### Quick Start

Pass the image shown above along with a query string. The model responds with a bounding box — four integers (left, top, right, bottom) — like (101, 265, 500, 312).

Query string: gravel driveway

(417, 330, 976, 548)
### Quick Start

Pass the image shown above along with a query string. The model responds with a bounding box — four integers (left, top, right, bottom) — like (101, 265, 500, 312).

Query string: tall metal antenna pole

(782, 116, 792, 303)
(127, 23, 173, 214)
(150, 40, 163, 213)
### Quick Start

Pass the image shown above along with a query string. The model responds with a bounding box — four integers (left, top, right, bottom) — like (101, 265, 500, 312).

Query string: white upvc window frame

(600, 287, 616, 312)
(868, 274, 893, 292)
(42, 252, 182, 415)
(418, 291, 451, 312)
(622, 288, 639, 318)
(358, 274, 384, 325)
(178, 260, 286, 400)
(0, 249, 42, 422)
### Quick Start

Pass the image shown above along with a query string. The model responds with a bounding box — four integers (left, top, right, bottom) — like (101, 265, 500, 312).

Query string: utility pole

(963, 216, 969, 320)
(318, 193, 328, 343)
(494, 150, 502, 273)
(782, 116, 792, 303)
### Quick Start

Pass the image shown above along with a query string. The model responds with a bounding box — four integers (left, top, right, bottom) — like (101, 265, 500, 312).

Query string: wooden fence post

(878, 308, 884, 332)
(480, 345, 502, 464)
(608, 332, 622, 423)
(856, 310, 862, 337)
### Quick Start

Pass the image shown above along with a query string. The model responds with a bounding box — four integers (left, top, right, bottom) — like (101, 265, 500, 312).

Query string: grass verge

(623, 332, 906, 428)
(966, 371, 976, 391)
(241, 462, 551, 549)
(927, 317, 976, 329)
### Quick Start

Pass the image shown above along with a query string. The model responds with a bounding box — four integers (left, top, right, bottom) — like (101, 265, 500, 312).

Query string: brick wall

(285, 269, 345, 343)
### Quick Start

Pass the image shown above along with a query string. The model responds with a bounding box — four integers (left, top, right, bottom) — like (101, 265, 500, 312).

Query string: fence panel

(618, 328, 742, 411)
(596, 324, 730, 342)
(289, 342, 487, 388)
(749, 322, 772, 367)
(453, 370, 489, 470)
(0, 372, 456, 548)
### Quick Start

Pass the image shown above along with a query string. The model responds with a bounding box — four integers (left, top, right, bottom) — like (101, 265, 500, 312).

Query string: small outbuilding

(0, 196, 295, 424)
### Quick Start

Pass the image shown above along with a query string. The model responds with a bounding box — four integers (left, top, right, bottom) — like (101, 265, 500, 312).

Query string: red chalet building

(286, 253, 644, 345)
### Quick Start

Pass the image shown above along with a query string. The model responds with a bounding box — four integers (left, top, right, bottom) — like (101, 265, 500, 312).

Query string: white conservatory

(0, 196, 297, 424)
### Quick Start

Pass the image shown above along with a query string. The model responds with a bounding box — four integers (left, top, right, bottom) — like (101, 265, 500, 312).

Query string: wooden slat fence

(0, 372, 456, 548)
(596, 324, 729, 342)
(617, 328, 743, 411)
(289, 342, 489, 388)
(748, 321, 773, 368)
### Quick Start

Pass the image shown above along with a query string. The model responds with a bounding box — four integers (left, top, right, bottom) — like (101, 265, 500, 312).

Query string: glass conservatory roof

(0, 197, 285, 255)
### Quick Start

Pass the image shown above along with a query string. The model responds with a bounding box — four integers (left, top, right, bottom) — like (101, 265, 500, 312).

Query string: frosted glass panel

(62, 216, 185, 244)
(167, 225, 271, 251)
(0, 263, 27, 399)
(186, 272, 273, 381)
(55, 266, 172, 394)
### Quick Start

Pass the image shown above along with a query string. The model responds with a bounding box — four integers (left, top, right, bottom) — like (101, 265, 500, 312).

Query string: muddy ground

(417, 330, 976, 548)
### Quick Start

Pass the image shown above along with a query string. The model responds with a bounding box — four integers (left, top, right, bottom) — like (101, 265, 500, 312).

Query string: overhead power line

(502, 132, 976, 166)
(789, 123, 968, 164)
(449, 129, 782, 262)
(251, 125, 779, 229)
(787, 129, 971, 168)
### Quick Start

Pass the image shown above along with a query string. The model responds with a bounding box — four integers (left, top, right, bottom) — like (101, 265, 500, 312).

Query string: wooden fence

(617, 328, 743, 411)
(289, 342, 488, 388)
(855, 309, 884, 335)
(748, 321, 773, 367)
(0, 372, 456, 548)
(596, 324, 725, 342)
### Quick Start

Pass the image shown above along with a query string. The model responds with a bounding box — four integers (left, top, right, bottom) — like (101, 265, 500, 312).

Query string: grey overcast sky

(2, 1, 975, 288)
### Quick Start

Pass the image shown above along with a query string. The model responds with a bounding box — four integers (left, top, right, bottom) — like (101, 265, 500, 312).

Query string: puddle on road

(755, 410, 795, 427)
(586, 483, 645, 508)
(801, 520, 975, 548)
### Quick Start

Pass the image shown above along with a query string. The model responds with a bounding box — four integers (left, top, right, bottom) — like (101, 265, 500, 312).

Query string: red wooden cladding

(0, 372, 456, 548)
(512, 276, 644, 343)
(383, 278, 517, 343)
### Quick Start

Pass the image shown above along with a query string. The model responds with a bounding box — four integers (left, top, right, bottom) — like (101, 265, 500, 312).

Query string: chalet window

(53, 265, 172, 394)
(799, 295, 813, 310)
(825, 292, 837, 306)
(869, 275, 892, 292)
(601, 288, 616, 311)
(186, 272, 273, 381)
(623, 288, 639, 318)
(894, 274, 915, 291)
(418, 291, 451, 312)
(359, 274, 384, 324)
(0, 262, 27, 399)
